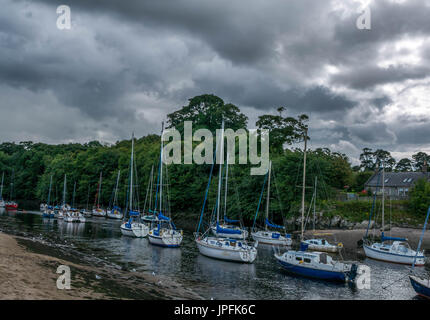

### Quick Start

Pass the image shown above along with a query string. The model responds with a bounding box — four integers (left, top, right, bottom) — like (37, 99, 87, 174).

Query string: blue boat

(410, 276, 430, 299)
(274, 244, 357, 282)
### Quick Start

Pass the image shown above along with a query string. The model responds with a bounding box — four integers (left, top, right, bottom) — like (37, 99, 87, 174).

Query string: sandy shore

(0, 231, 201, 300)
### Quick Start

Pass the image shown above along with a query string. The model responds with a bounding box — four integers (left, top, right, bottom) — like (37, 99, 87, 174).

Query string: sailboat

(0, 172, 5, 209)
(120, 133, 150, 237)
(5, 169, 18, 210)
(92, 172, 106, 217)
(57, 174, 72, 221)
(210, 152, 249, 240)
(141, 165, 159, 224)
(70, 181, 85, 223)
(409, 205, 430, 299)
(148, 123, 183, 247)
(274, 128, 358, 282)
(42, 175, 55, 218)
(301, 177, 343, 253)
(251, 161, 292, 245)
(363, 164, 425, 265)
(195, 120, 257, 262)
(81, 185, 92, 217)
(107, 170, 123, 219)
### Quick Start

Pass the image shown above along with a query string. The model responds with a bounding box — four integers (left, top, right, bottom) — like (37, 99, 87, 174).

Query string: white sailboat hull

(148, 229, 183, 247)
(196, 237, 257, 263)
(107, 210, 123, 220)
(251, 231, 292, 246)
(363, 243, 426, 266)
(120, 222, 149, 238)
(0, 200, 5, 208)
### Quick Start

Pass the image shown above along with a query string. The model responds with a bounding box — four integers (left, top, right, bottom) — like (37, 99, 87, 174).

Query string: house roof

(365, 171, 430, 188)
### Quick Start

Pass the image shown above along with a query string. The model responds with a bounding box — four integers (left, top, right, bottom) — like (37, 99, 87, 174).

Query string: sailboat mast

(10, 169, 14, 200)
(47, 175, 52, 206)
(265, 161, 272, 231)
(159, 123, 164, 213)
(114, 170, 120, 206)
(63, 174, 67, 206)
(382, 163, 385, 233)
(0, 172, 4, 200)
(98, 172, 102, 208)
(149, 165, 154, 211)
(224, 151, 229, 218)
(301, 128, 308, 241)
(130, 133, 134, 212)
(217, 120, 225, 223)
(72, 181, 76, 208)
(313, 176, 317, 231)
(86, 184, 90, 210)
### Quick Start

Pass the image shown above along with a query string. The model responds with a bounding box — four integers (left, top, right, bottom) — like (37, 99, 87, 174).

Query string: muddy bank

(0, 231, 201, 300)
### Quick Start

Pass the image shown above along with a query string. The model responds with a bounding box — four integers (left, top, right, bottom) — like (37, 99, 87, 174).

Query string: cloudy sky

(1, 0, 430, 164)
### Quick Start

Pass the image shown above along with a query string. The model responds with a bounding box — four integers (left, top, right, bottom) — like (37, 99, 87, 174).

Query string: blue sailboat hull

(277, 258, 346, 282)
(410, 276, 430, 299)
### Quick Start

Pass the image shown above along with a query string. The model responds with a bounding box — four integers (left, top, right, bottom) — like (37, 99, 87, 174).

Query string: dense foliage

(0, 94, 427, 224)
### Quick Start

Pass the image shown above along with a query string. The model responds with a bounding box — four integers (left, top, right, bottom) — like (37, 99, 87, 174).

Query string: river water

(0, 209, 428, 300)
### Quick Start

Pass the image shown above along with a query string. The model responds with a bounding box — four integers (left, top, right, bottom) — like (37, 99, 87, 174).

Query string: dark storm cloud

(1, 0, 430, 163)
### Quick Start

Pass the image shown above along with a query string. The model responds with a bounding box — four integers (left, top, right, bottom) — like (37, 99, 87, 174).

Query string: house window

(398, 188, 403, 195)
(403, 178, 408, 183)
(407, 178, 412, 183)
(405, 188, 409, 195)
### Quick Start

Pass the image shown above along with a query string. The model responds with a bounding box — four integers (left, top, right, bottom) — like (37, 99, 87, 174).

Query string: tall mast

(98, 172, 102, 208)
(72, 181, 76, 208)
(382, 162, 385, 233)
(149, 165, 154, 212)
(47, 175, 52, 206)
(313, 176, 317, 231)
(114, 170, 120, 206)
(86, 184, 90, 210)
(265, 161, 272, 231)
(10, 169, 14, 200)
(224, 151, 229, 218)
(0, 172, 4, 200)
(62, 174, 67, 206)
(129, 133, 134, 212)
(301, 128, 308, 241)
(159, 123, 164, 213)
(217, 120, 225, 223)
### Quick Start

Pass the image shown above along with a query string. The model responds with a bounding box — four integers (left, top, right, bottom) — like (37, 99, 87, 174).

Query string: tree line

(0, 94, 428, 221)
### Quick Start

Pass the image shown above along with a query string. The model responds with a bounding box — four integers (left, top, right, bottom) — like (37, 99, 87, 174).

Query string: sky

(1, 0, 430, 165)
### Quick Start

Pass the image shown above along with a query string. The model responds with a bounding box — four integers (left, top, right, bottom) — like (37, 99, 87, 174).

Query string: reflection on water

(0, 210, 428, 300)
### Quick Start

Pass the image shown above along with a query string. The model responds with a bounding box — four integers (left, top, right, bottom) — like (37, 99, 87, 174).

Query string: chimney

(423, 160, 428, 173)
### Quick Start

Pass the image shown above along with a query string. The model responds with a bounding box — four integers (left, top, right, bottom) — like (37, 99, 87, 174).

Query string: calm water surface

(0, 209, 427, 300)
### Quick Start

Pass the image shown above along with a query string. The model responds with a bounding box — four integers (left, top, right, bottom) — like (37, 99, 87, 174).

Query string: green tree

(409, 178, 430, 217)
(395, 158, 413, 172)
(412, 152, 430, 171)
(166, 94, 248, 134)
(256, 108, 308, 153)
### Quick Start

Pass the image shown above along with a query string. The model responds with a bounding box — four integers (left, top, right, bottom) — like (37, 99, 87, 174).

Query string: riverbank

(0, 231, 201, 300)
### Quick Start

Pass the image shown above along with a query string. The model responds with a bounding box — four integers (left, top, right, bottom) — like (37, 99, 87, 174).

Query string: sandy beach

(0, 231, 201, 300)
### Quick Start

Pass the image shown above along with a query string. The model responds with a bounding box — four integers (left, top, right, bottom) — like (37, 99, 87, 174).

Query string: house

(364, 170, 430, 198)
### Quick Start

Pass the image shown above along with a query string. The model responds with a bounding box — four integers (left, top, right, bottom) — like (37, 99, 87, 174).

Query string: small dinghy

(251, 161, 292, 246)
(120, 133, 149, 238)
(301, 235, 343, 253)
(195, 120, 257, 262)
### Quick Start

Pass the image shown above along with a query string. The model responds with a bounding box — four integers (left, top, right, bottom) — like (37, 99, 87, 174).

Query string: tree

(166, 94, 248, 134)
(412, 152, 430, 171)
(395, 158, 413, 172)
(409, 178, 430, 217)
(373, 149, 396, 171)
(359, 148, 375, 171)
(256, 108, 308, 153)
